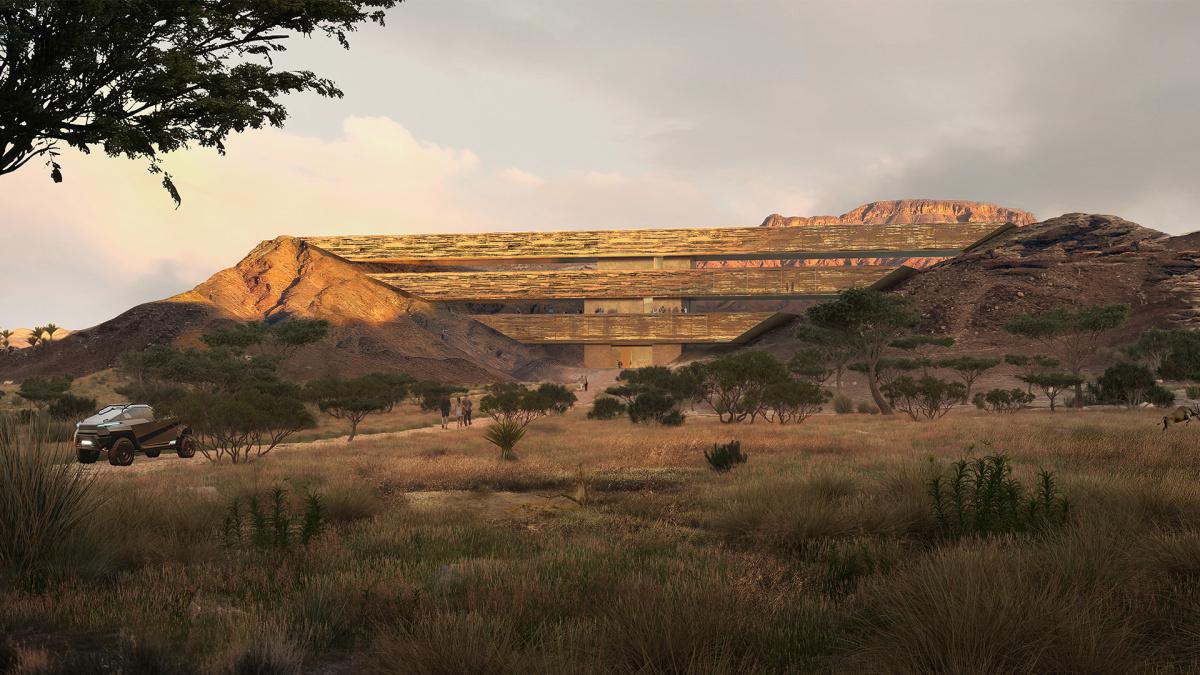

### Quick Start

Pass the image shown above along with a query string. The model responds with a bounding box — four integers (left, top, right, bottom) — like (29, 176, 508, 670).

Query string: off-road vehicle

(73, 404, 195, 466)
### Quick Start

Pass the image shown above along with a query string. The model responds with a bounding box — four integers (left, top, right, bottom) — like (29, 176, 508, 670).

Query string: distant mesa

(5, 327, 73, 349)
(761, 199, 1037, 228)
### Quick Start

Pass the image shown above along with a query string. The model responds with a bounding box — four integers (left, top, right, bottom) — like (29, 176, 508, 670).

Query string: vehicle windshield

(82, 405, 154, 425)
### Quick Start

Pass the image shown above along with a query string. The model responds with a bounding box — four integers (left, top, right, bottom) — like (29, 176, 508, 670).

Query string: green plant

(483, 418, 527, 462)
(1018, 372, 1083, 412)
(0, 415, 99, 579)
(972, 388, 1035, 413)
(305, 375, 407, 441)
(587, 397, 626, 420)
(856, 401, 879, 414)
(759, 378, 830, 424)
(1186, 385, 1200, 400)
(936, 356, 1001, 400)
(223, 487, 325, 551)
(48, 393, 97, 421)
(1092, 362, 1171, 408)
(705, 440, 747, 472)
(928, 454, 1069, 538)
(1005, 304, 1128, 407)
(832, 394, 854, 414)
(882, 376, 965, 420)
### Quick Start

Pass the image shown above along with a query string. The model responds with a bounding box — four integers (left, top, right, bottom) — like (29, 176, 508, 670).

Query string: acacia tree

(304, 376, 406, 442)
(793, 323, 855, 390)
(692, 351, 788, 423)
(1005, 304, 1127, 408)
(937, 356, 1001, 401)
(0, 1, 398, 203)
(808, 289, 919, 415)
(479, 383, 570, 460)
(891, 335, 955, 375)
(1018, 372, 1082, 412)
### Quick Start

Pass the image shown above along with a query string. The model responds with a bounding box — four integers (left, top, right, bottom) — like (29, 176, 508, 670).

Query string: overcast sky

(2, 0, 1198, 329)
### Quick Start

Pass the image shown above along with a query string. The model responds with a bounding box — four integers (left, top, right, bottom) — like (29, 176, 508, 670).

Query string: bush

(833, 394, 854, 414)
(47, 393, 97, 421)
(1147, 385, 1176, 408)
(705, 440, 747, 473)
(587, 397, 626, 420)
(659, 410, 686, 426)
(972, 388, 1035, 414)
(1092, 362, 1160, 407)
(759, 378, 830, 424)
(928, 454, 1070, 538)
(882, 376, 965, 421)
(1186, 385, 1200, 400)
(856, 401, 880, 415)
(0, 415, 98, 579)
(222, 487, 324, 550)
(627, 389, 680, 424)
(483, 418, 526, 462)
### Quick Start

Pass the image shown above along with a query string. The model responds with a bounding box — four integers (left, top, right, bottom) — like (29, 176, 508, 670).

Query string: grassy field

(4, 405, 1200, 673)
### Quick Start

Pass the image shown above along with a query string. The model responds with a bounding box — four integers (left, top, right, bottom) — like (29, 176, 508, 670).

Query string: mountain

(761, 199, 1037, 228)
(0, 237, 556, 384)
(3, 327, 73, 350)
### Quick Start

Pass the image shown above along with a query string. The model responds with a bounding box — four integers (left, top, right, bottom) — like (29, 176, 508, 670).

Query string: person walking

(454, 396, 465, 428)
(583, 375, 589, 392)
(463, 396, 473, 426)
(439, 394, 451, 429)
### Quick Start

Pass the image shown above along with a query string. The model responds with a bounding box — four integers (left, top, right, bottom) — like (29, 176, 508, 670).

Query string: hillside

(2, 327, 73, 350)
(761, 199, 1037, 228)
(0, 237, 556, 384)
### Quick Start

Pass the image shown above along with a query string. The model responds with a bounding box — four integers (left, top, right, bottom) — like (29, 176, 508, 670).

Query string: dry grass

(2, 405, 1199, 672)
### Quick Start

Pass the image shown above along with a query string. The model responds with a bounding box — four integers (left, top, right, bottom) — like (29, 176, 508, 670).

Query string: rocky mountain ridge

(762, 199, 1036, 228)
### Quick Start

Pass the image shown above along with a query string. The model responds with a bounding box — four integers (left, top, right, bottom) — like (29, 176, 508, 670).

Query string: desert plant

(928, 454, 1069, 538)
(1186, 385, 1200, 400)
(759, 378, 830, 424)
(0, 328, 13, 351)
(0, 415, 99, 578)
(1018, 372, 1083, 412)
(705, 440, 747, 472)
(16, 375, 73, 409)
(47, 393, 97, 421)
(1005, 304, 1128, 407)
(305, 375, 404, 441)
(483, 418, 527, 462)
(937, 356, 1001, 400)
(793, 322, 857, 390)
(856, 401, 880, 414)
(223, 487, 324, 551)
(882, 376, 965, 421)
(587, 397, 626, 420)
(605, 366, 694, 425)
(832, 394, 854, 414)
(687, 352, 789, 423)
(972, 388, 1035, 414)
(1092, 361, 1172, 408)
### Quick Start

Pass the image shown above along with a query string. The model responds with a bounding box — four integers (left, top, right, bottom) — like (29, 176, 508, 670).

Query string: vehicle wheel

(108, 438, 135, 466)
(177, 435, 196, 459)
(144, 448, 161, 458)
(77, 448, 99, 464)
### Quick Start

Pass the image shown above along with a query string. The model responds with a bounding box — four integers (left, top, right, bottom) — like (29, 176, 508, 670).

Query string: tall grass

(0, 415, 99, 579)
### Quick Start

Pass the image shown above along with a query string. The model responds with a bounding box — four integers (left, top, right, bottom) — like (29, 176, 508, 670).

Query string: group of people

(591, 305, 689, 315)
(438, 394, 474, 429)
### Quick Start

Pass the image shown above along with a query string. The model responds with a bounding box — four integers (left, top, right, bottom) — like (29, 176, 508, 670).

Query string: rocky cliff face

(761, 199, 1036, 228)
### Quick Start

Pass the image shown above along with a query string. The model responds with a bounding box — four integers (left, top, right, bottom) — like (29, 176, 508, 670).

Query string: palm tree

(43, 323, 61, 342)
(25, 333, 40, 348)
(0, 329, 12, 352)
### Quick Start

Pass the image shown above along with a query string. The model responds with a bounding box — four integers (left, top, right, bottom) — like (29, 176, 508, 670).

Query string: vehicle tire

(77, 448, 99, 464)
(144, 448, 161, 458)
(177, 435, 196, 459)
(108, 438, 135, 466)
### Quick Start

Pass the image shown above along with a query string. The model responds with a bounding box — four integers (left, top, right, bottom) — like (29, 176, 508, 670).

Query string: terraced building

(302, 222, 1013, 367)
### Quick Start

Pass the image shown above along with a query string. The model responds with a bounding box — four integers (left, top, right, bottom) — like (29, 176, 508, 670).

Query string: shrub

(832, 394, 854, 414)
(972, 388, 1035, 414)
(222, 487, 324, 550)
(0, 415, 98, 579)
(1018, 372, 1082, 412)
(305, 375, 406, 441)
(16, 375, 73, 409)
(627, 389, 679, 424)
(587, 396, 626, 420)
(705, 440, 747, 473)
(47, 393, 97, 421)
(659, 410, 686, 426)
(759, 378, 830, 424)
(1186, 385, 1200, 400)
(1092, 362, 1161, 407)
(1147, 385, 1176, 408)
(483, 418, 527, 461)
(690, 351, 789, 423)
(927, 454, 1069, 538)
(882, 376, 965, 421)
(856, 401, 880, 414)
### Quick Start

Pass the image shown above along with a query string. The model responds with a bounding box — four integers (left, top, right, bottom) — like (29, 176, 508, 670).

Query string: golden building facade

(302, 222, 1012, 367)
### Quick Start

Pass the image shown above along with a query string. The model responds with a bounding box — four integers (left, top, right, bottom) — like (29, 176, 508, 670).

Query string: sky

(2, 0, 1199, 329)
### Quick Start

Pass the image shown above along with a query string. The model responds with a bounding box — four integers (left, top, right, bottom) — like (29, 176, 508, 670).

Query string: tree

(881, 376, 965, 421)
(0, 1, 399, 204)
(1156, 330, 1200, 381)
(758, 378, 830, 424)
(807, 288, 919, 414)
(305, 376, 405, 441)
(1004, 304, 1127, 408)
(604, 366, 696, 425)
(171, 387, 314, 463)
(1121, 329, 1177, 376)
(0, 329, 12, 351)
(1004, 354, 1061, 394)
(41, 323, 61, 342)
(1092, 362, 1173, 408)
(479, 383, 562, 460)
(849, 357, 922, 406)
(411, 380, 467, 412)
(891, 335, 955, 375)
(361, 373, 415, 412)
(972, 388, 1035, 414)
(788, 347, 833, 384)
(691, 351, 789, 423)
(937, 356, 1001, 401)
(48, 394, 97, 421)
(17, 376, 73, 408)
(1018, 372, 1083, 412)
(24, 333, 39, 349)
(269, 319, 330, 358)
(793, 323, 855, 390)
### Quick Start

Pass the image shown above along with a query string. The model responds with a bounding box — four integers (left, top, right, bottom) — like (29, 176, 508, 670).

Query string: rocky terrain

(0, 237, 556, 383)
(761, 199, 1037, 228)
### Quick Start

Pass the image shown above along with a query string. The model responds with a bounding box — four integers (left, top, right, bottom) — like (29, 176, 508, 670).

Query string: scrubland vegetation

(4, 405, 1200, 673)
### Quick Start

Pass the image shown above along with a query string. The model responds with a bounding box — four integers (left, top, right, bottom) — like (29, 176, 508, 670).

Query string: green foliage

(705, 440, 747, 473)
(972, 388, 1035, 413)
(928, 454, 1070, 538)
(483, 418, 527, 462)
(535, 383, 578, 415)
(1004, 304, 1128, 407)
(881, 376, 965, 421)
(222, 487, 325, 551)
(0, 415, 98, 580)
(1018, 372, 1083, 412)
(47, 394, 97, 421)
(0, 1, 398, 201)
(305, 375, 407, 441)
(793, 322, 858, 390)
(1092, 362, 1173, 408)
(788, 347, 834, 383)
(1156, 330, 1200, 381)
(807, 289, 920, 414)
(201, 322, 269, 352)
(1186, 386, 1200, 400)
(691, 351, 790, 423)
(201, 319, 330, 357)
(173, 387, 315, 462)
(605, 366, 695, 425)
(270, 319, 331, 357)
(832, 394, 854, 414)
(758, 378, 830, 424)
(1147, 386, 1177, 408)
(587, 397, 626, 420)
(627, 389, 682, 425)
(17, 375, 73, 408)
(411, 381, 467, 412)
(936, 356, 1001, 399)
(890, 335, 955, 351)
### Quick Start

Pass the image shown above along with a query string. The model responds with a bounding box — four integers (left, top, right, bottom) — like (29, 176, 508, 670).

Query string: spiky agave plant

(483, 418, 527, 461)
(0, 414, 98, 578)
